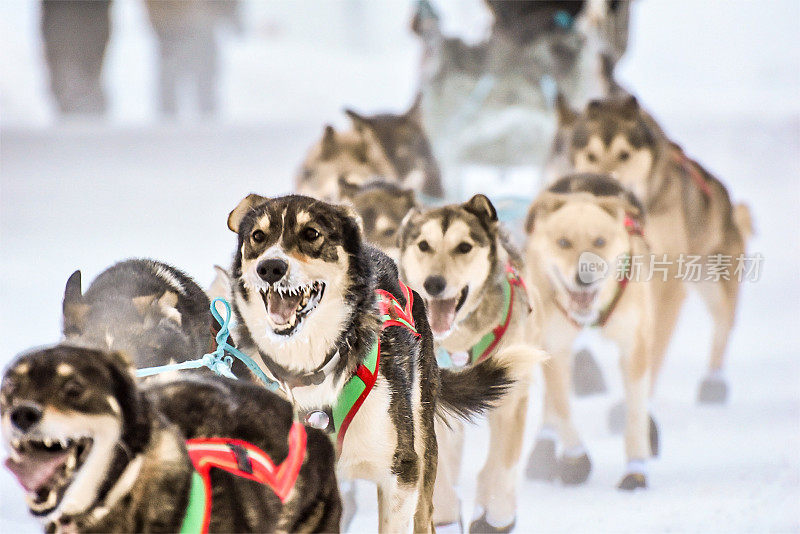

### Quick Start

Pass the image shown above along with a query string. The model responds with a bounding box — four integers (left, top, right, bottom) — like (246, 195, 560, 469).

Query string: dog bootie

(697, 374, 728, 404)
(649, 415, 660, 457)
(558, 448, 592, 485)
(572, 348, 607, 396)
(469, 514, 516, 534)
(525, 430, 558, 481)
(618, 460, 647, 490)
(607, 400, 626, 434)
(435, 519, 464, 534)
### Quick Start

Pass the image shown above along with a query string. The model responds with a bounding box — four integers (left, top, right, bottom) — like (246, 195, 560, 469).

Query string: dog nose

(10, 404, 42, 432)
(575, 272, 592, 287)
(423, 275, 446, 297)
(257, 259, 288, 284)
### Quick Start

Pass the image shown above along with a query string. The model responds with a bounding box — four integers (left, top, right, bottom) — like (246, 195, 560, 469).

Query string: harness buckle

(228, 443, 253, 475)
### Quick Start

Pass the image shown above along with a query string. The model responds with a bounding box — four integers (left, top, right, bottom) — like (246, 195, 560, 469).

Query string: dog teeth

(66, 453, 76, 471)
(11, 438, 21, 451)
(43, 438, 53, 448)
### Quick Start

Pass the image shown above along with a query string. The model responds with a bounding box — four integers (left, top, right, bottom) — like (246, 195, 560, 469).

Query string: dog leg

(472, 386, 529, 532)
(572, 347, 607, 396)
(647, 278, 686, 395)
(617, 335, 651, 491)
(694, 274, 741, 404)
(432, 417, 464, 527)
(377, 476, 419, 534)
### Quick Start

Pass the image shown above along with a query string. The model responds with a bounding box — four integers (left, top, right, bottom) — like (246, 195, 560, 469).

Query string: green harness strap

(180, 471, 207, 534)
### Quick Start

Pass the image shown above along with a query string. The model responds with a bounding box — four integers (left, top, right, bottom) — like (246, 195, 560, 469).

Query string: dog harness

(672, 144, 712, 199)
(554, 214, 643, 329)
(437, 264, 527, 368)
(300, 282, 419, 453)
(179, 422, 307, 534)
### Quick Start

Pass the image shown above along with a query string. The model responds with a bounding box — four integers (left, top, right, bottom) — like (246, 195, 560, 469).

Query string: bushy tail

(733, 203, 754, 242)
(437, 358, 514, 422)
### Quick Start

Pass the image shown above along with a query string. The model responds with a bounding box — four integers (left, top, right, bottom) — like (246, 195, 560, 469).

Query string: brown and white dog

(225, 193, 512, 532)
(563, 95, 753, 403)
(523, 174, 658, 490)
(398, 194, 545, 531)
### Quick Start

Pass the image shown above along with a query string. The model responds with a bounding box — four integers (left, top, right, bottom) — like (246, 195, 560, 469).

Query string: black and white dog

(226, 194, 513, 532)
(1, 345, 341, 532)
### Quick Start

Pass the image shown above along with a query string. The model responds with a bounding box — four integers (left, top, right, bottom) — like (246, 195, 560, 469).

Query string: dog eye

(418, 240, 431, 252)
(557, 237, 572, 249)
(618, 150, 630, 162)
(251, 230, 266, 243)
(593, 237, 606, 247)
(455, 242, 473, 254)
(302, 227, 321, 241)
(382, 228, 396, 238)
(587, 153, 598, 163)
(62, 380, 84, 401)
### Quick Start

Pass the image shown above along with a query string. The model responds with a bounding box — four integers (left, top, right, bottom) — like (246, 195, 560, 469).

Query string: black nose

(423, 275, 446, 297)
(575, 272, 592, 287)
(257, 259, 288, 284)
(10, 404, 42, 432)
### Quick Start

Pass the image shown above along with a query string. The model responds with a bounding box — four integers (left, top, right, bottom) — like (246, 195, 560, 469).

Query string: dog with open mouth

(398, 194, 546, 532)
(225, 193, 513, 532)
(523, 174, 658, 490)
(2, 344, 341, 533)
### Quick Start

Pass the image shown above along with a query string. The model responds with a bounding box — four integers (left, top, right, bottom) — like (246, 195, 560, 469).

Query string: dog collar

(437, 264, 527, 368)
(261, 347, 342, 390)
(180, 423, 307, 534)
(300, 281, 419, 454)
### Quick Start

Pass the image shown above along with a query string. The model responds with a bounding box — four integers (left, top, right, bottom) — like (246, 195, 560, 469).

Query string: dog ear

(132, 294, 157, 316)
(406, 93, 423, 125)
(619, 95, 640, 118)
(526, 192, 569, 233)
(586, 99, 603, 118)
(401, 188, 418, 209)
(207, 265, 231, 301)
(63, 270, 89, 336)
(337, 175, 362, 200)
(157, 291, 182, 326)
(462, 194, 498, 225)
(397, 206, 422, 249)
(555, 93, 578, 126)
(320, 124, 338, 159)
(228, 193, 267, 233)
(345, 109, 371, 133)
(597, 194, 641, 221)
(105, 350, 151, 454)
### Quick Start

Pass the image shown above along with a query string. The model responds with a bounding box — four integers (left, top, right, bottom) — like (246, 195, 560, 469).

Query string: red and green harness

(437, 264, 527, 368)
(179, 422, 307, 534)
(300, 281, 419, 452)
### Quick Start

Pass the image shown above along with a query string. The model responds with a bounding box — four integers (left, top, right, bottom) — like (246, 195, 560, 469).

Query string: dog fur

(61, 259, 213, 370)
(563, 96, 753, 402)
(523, 174, 656, 490)
(398, 194, 546, 529)
(1, 345, 341, 532)
(225, 194, 512, 532)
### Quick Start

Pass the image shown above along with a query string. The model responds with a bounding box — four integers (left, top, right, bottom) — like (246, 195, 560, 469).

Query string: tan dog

(524, 174, 657, 490)
(398, 194, 545, 531)
(565, 95, 753, 403)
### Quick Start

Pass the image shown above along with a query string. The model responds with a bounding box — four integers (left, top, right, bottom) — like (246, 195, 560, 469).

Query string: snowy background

(1, 0, 799, 532)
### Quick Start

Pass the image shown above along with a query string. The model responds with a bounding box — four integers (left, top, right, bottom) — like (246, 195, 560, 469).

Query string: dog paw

(697, 376, 728, 404)
(339, 480, 357, 532)
(525, 436, 558, 481)
(617, 472, 647, 491)
(469, 514, 515, 533)
(558, 451, 592, 485)
(435, 520, 464, 534)
(607, 400, 626, 434)
(649, 415, 660, 457)
(572, 348, 607, 396)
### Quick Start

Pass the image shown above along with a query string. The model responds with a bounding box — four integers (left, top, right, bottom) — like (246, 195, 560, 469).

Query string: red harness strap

(185, 422, 307, 533)
(474, 264, 528, 364)
(672, 145, 712, 198)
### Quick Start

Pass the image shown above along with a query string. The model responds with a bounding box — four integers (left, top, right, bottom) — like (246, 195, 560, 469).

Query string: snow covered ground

(1, 0, 799, 532)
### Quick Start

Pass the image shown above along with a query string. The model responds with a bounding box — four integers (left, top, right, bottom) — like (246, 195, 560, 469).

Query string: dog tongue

(428, 298, 457, 337)
(5, 451, 69, 493)
(568, 289, 597, 312)
(267, 288, 302, 325)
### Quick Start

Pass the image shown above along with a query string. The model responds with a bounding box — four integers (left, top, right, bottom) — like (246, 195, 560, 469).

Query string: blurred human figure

(146, 0, 239, 118)
(40, 0, 111, 115)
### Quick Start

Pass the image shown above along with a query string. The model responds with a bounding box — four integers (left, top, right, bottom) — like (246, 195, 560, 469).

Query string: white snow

(1, 0, 798, 532)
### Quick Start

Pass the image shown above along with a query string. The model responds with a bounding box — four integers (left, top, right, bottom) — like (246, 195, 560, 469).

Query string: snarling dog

(2, 345, 341, 532)
(563, 96, 754, 403)
(61, 259, 214, 370)
(338, 179, 418, 261)
(523, 174, 657, 490)
(295, 98, 443, 201)
(398, 194, 546, 531)
(225, 194, 512, 532)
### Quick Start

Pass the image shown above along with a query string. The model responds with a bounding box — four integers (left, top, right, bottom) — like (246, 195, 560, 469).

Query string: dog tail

(437, 357, 514, 422)
(733, 203, 754, 243)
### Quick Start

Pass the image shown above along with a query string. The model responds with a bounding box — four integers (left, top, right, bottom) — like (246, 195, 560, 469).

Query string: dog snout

(10, 403, 42, 432)
(575, 272, 592, 288)
(423, 275, 446, 297)
(257, 259, 288, 284)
